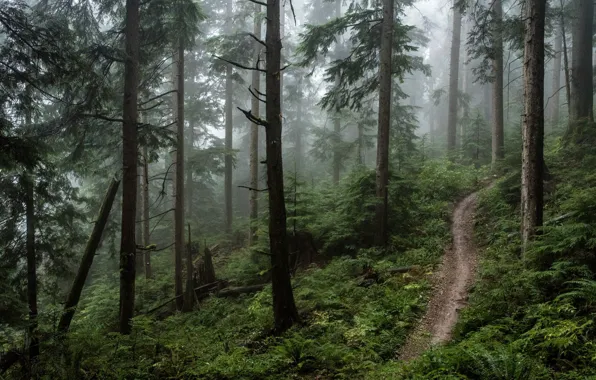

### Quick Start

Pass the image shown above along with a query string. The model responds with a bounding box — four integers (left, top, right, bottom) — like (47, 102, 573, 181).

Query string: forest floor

(398, 190, 480, 360)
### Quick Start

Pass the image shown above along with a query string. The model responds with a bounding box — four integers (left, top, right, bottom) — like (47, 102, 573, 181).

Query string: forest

(1, 0, 595, 378)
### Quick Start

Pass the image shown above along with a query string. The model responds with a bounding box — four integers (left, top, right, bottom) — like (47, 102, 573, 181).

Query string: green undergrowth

(375, 138, 596, 379)
(11, 161, 484, 379)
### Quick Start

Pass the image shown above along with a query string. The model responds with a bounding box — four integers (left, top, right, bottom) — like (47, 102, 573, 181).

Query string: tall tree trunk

(119, 0, 140, 335)
(265, 0, 298, 332)
(186, 123, 194, 222)
(25, 175, 38, 361)
(224, 0, 234, 233)
(249, 3, 261, 246)
(491, 0, 504, 166)
(332, 0, 342, 185)
(559, 0, 571, 117)
(183, 224, 194, 311)
(569, 0, 594, 125)
(142, 146, 151, 279)
(521, 0, 546, 251)
(59, 179, 120, 333)
(551, 29, 562, 129)
(175, 39, 190, 311)
(446, 5, 462, 155)
(295, 95, 303, 174)
(373, 0, 393, 247)
(136, 161, 144, 273)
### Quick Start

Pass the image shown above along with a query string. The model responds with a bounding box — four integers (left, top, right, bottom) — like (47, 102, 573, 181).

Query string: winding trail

(399, 191, 479, 361)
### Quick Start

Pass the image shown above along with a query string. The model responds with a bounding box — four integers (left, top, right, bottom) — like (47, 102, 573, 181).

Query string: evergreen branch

(213, 55, 266, 73)
(136, 208, 174, 224)
(245, 0, 267, 6)
(247, 32, 267, 47)
(139, 100, 164, 112)
(280, 64, 291, 71)
(248, 86, 267, 104)
(288, 0, 297, 26)
(81, 113, 125, 123)
(238, 185, 269, 192)
(237, 107, 269, 127)
(139, 90, 177, 106)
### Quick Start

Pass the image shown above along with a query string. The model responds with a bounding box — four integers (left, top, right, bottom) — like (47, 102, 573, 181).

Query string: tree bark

(183, 224, 195, 311)
(295, 96, 303, 174)
(373, 0, 393, 247)
(521, 0, 546, 251)
(559, 0, 571, 117)
(491, 0, 504, 166)
(58, 179, 120, 333)
(119, 0, 140, 335)
(569, 0, 593, 125)
(249, 3, 261, 246)
(175, 38, 186, 311)
(25, 175, 38, 361)
(186, 123, 194, 222)
(265, 0, 299, 332)
(551, 29, 562, 129)
(224, 0, 234, 233)
(446, 5, 461, 155)
(142, 146, 152, 279)
(136, 159, 144, 273)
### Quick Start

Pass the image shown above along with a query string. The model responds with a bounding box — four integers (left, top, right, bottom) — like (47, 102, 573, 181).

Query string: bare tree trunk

(265, 0, 298, 332)
(295, 95, 303, 174)
(175, 38, 188, 311)
(249, 4, 261, 246)
(183, 224, 194, 311)
(332, 0, 342, 185)
(551, 29, 562, 129)
(25, 175, 38, 362)
(521, 0, 546, 251)
(142, 146, 151, 279)
(59, 179, 120, 332)
(569, 0, 593, 125)
(447, 5, 462, 155)
(136, 161, 144, 273)
(186, 123, 194, 222)
(373, 0, 393, 247)
(559, 0, 571, 117)
(119, 0, 140, 335)
(224, 0, 234, 233)
(491, 0, 504, 166)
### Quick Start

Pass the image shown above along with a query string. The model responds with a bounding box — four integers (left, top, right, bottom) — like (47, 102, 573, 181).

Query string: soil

(398, 191, 479, 361)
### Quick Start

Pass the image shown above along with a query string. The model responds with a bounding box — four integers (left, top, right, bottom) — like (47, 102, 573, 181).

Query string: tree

(569, 0, 593, 126)
(264, 0, 299, 332)
(224, 0, 234, 233)
(119, 0, 140, 335)
(373, 0, 394, 247)
(142, 147, 152, 278)
(491, 0, 504, 166)
(550, 27, 562, 129)
(446, 4, 462, 155)
(249, 3, 262, 246)
(521, 0, 546, 251)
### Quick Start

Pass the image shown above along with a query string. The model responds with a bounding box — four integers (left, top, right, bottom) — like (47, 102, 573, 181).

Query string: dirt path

(399, 191, 479, 361)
